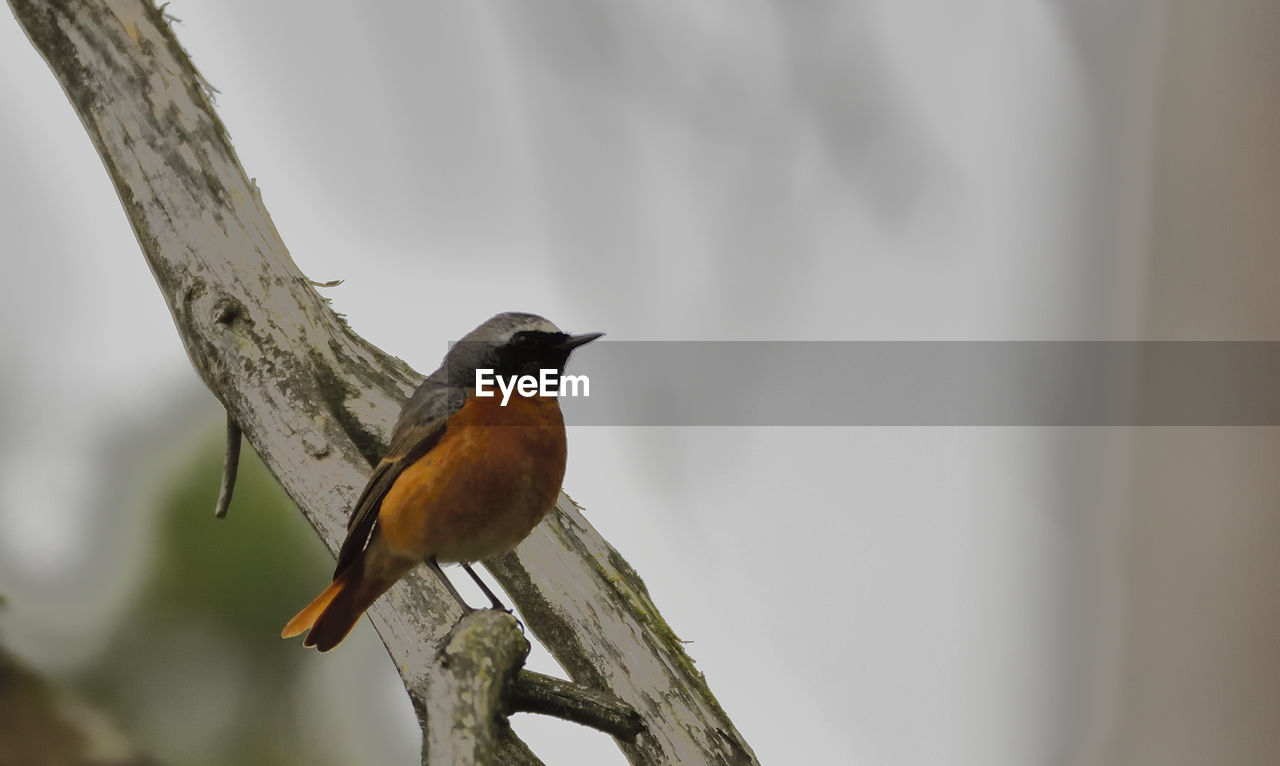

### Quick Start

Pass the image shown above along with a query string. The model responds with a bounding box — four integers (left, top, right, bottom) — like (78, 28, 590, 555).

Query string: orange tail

(282, 554, 406, 651)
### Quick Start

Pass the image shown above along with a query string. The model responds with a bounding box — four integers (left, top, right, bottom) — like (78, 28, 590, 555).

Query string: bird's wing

(333, 382, 460, 577)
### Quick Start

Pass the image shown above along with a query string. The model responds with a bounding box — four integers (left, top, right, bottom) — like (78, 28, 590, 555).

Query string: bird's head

(439, 312, 602, 389)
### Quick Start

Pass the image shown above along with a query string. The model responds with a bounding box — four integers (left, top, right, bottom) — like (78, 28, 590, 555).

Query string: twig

(512, 670, 644, 742)
(214, 413, 242, 518)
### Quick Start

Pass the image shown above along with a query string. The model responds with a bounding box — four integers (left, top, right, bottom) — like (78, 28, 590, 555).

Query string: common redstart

(283, 312, 601, 651)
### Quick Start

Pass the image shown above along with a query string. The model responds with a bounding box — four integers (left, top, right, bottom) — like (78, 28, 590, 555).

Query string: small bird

(283, 312, 601, 651)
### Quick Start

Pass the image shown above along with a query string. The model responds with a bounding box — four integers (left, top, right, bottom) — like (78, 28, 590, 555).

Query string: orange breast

(376, 393, 567, 563)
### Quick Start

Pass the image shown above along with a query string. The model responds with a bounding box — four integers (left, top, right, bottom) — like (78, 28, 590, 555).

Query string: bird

(282, 312, 601, 651)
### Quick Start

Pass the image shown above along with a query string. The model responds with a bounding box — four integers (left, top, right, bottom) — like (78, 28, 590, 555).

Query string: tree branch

(423, 611, 529, 765)
(512, 670, 644, 742)
(9, 1, 758, 763)
(0, 644, 159, 766)
(213, 413, 241, 518)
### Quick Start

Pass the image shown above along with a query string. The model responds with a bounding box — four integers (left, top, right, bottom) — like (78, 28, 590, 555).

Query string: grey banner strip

(451, 341, 1280, 426)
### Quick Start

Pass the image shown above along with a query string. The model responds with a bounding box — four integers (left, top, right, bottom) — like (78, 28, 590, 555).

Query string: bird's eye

(512, 332, 535, 346)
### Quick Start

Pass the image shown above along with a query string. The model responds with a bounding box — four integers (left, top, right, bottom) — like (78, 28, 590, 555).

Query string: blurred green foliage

(76, 431, 341, 766)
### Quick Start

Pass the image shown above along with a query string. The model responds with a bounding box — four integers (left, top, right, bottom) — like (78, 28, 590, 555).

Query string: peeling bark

(9, 1, 758, 763)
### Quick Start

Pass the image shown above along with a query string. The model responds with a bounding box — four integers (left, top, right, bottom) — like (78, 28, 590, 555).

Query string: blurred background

(2, 1, 1278, 764)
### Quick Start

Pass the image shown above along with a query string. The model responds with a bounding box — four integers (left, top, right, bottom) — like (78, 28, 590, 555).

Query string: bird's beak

(558, 332, 604, 351)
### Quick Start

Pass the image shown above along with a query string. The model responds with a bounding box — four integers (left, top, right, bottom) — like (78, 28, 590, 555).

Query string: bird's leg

(462, 563, 510, 612)
(426, 555, 474, 613)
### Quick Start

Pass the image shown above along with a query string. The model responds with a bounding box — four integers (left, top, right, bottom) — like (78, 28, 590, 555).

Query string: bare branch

(423, 611, 529, 765)
(0, 645, 159, 766)
(9, 0, 758, 763)
(512, 670, 644, 742)
(213, 412, 241, 518)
